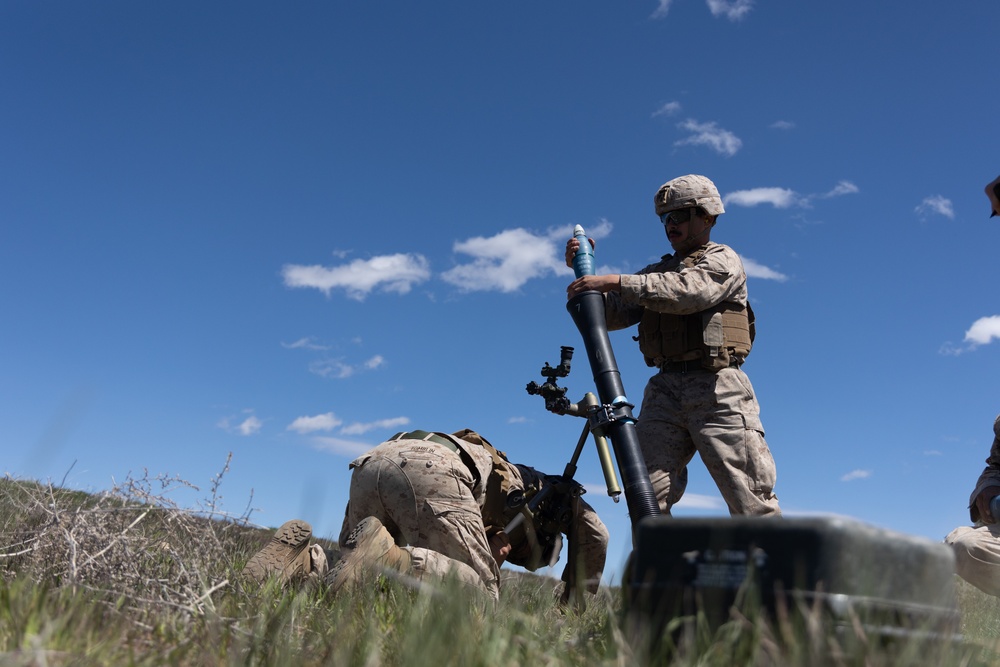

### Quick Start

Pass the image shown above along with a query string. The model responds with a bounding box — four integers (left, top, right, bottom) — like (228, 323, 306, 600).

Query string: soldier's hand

(565, 237, 595, 268)
(489, 530, 512, 566)
(974, 487, 1000, 523)
(567, 274, 621, 298)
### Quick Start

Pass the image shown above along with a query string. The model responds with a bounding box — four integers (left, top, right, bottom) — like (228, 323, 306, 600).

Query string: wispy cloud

(770, 120, 795, 130)
(308, 355, 386, 379)
(706, 0, 753, 20)
(652, 101, 681, 118)
(740, 256, 788, 282)
(651, 0, 753, 20)
(841, 469, 872, 482)
(940, 315, 1000, 355)
(308, 436, 372, 457)
(821, 181, 859, 198)
(915, 195, 955, 220)
(724, 181, 859, 209)
(340, 416, 410, 436)
(282, 253, 431, 300)
(281, 337, 330, 351)
(217, 410, 263, 436)
(650, 0, 672, 19)
(288, 412, 409, 438)
(675, 119, 742, 157)
(287, 412, 343, 434)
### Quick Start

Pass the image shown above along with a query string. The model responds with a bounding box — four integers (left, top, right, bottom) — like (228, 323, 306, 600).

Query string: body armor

(636, 248, 754, 371)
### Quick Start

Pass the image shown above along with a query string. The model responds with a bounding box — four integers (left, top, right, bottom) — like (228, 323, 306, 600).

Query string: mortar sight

(525, 346, 575, 414)
(540, 346, 573, 379)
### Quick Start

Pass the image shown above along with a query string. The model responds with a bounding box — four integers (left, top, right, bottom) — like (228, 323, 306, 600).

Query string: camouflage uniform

(335, 429, 608, 600)
(604, 241, 781, 516)
(945, 415, 1000, 596)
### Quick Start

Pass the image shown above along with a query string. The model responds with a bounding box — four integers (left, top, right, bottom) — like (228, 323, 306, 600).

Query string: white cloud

(308, 359, 355, 379)
(822, 180, 859, 198)
(915, 195, 955, 220)
(650, 0, 672, 19)
(238, 416, 262, 436)
(965, 315, 1000, 347)
(340, 416, 410, 436)
(652, 101, 681, 117)
(651, 0, 752, 20)
(740, 256, 788, 282)
(841, 469, 872, 482)
(441, 227, 573, 292)
(364, 355, 385, 370)
(770, 120, 795, 130)
(281, 337, 329, 351)
(724, 181, 858, 209)
(306, 354, 386, 379)
(706, 0, 753, 20)
(217, 410, 263, 436)
(287, 412, 343, 434)
(309, 436, 372, 458)
(675, 119, 742, 157)
(725, 187, 803, 209)
(282, 253, 431, 300)
(507, 416, 529, 424)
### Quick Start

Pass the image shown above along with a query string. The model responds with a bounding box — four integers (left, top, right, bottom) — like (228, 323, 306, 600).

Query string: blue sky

(3, 1, 999, 584)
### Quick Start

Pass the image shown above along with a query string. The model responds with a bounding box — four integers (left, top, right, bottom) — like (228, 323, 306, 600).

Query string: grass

(3, 462, 1000, 666)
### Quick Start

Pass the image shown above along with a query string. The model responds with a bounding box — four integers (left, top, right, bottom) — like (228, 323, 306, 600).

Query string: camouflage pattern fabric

(946, 414, 1000, 596)
(635, 366, 779, 515)
(339, 437, 503, 598)
(604, 241, 781, 516)
(335, 433, 609, 599)
(965, 414, 1000, 523)
(945, 524, 1000, 596)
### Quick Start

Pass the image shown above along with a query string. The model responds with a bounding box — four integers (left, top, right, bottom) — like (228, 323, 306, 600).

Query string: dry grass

(2, 460, 999, 666)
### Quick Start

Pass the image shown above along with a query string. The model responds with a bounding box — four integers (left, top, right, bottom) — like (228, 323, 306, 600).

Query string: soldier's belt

(659, 357, 742, 373)
(390, 429, 460, 454)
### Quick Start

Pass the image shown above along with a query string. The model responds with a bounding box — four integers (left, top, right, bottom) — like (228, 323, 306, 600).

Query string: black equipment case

(628, 516, 959, 639)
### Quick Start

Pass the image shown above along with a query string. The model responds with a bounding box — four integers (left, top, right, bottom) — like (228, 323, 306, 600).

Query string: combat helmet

(654, 174, 725, 217)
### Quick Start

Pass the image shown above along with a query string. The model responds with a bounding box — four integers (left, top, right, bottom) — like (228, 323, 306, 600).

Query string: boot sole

(244, 519, 312, 583)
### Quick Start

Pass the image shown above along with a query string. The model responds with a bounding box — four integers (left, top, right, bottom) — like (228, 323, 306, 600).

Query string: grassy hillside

(3, 467, 1000, 666)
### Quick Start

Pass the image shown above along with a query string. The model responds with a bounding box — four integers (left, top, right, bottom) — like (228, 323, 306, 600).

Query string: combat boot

(243, 519, 314, 586)
(328, 516, 412, 592)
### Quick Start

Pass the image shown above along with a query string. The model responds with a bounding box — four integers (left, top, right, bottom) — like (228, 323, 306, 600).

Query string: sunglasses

(658, 208, 701, 226)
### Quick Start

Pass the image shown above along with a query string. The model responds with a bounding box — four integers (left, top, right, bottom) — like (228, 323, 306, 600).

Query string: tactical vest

(636, 247, 754, 371)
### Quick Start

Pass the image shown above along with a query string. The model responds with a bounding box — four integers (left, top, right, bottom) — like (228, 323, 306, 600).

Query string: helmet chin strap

(671, 217, 713, 253)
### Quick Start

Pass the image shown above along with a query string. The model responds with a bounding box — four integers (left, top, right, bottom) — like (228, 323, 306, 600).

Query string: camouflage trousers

(945, 524, 1000, 596)
(337, 439, 502, 599)
(635, 366, 780, 516)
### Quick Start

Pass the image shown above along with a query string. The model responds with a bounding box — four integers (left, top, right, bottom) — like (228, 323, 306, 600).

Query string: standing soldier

(244, 428, 609, 602)
(565, 174, 780, 517)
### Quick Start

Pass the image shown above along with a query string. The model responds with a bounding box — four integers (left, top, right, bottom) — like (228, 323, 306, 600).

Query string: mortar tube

(567, 289, 660, 533)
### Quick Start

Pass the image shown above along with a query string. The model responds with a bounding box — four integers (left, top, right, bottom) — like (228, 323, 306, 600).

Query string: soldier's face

(664, 209, 712, 253)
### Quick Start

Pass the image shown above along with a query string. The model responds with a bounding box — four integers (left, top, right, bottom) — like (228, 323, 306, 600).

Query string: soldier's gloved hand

(489, 530, 512, 566)
(974, 487, 1000, 523)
